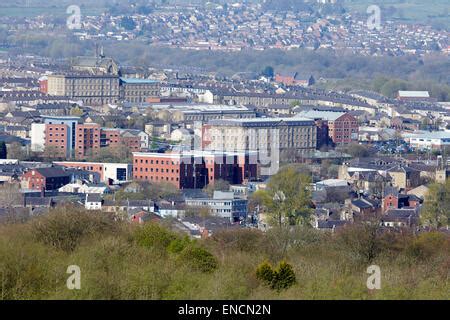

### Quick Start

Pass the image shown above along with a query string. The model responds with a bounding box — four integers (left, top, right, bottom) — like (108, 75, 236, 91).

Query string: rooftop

(120, 78, 159, 84)
(295, 110, 347, 121)
(398, 91, 430, 98)
(208, 117, 314, 126)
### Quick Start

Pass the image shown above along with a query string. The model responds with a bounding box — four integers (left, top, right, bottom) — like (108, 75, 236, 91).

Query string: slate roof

(352, 199, 374, 209)
(317, 220, 349, 229)
(86, 193, 102, 203)
(34, 167, 71, 178)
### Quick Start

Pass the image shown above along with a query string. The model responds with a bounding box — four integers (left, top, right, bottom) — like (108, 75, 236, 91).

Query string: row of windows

(135, 167, 179, 174)
(136, 175, 179, 182)
(48, 127, 66, 131)
(333, 128, 358, 132)
(135, 159, 178, 165)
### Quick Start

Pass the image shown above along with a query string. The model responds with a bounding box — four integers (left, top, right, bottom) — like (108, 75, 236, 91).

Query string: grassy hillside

(343, 0, 450, 28)
(0, 206, 449, 300)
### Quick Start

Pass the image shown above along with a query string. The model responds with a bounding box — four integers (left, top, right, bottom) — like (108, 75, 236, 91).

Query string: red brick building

(120, 131, 141, 153)
(21, 167, 71, 191)
(101, 128, 121, 148)
(133, 151, 257, 189)
(39, 78, 48, 94)
(383, 187, 422, 213)
(75, 123, 101, 159)
(275, 73, 314, 87)
(45, 124, 69, 158)
(74, 126, 143, 159)
(54, 161, 105, 181)
(329, 113, 359, 145)
(296, 110, 359, 146)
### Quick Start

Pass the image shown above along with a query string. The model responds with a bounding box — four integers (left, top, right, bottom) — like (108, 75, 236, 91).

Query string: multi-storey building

(132, 151, 257, 189)
(204, 118, 317, 158)
(45, 55, 159, 105)
(32, 118, 146, 160)
(47, 74, 120, 105)
(75, 123, 101, 159)
(119, 78, 160, 103)
(44, 124, 69, 158)
(31, 116, 80, 157)
(74, 126, 144, 159)
(65, 75, 120, 105)
(46, 75, 66, 96)
(185, 191, 248, 221)
(296, 110, 359, 146)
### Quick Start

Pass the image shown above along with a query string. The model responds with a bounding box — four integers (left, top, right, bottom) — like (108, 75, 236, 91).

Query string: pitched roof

(352, 199, 374, 209)
(34, 167, 71, 178)
(295, 110, 347, 121)
(86, 193, 102, 203)
(317, 220, 349, 229)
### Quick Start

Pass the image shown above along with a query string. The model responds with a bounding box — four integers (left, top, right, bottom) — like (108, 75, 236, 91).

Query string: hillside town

(1, 2, 449, 56)
(0, 51, 449, 237)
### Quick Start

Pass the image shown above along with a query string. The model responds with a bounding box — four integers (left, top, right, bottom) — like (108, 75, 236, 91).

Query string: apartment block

(132, 151, 257, 189)
(44, 124, 69, 158)
(75, 123, 101, 159)
(204, 118, 317, 159)
(296, 110, 359, 146)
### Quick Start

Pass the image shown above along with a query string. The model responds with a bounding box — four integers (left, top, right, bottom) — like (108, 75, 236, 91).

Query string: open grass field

(0, 6, 106, 17)
(343, 0, 450, 28)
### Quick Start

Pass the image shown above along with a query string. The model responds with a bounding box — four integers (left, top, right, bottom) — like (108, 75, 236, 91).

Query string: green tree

(7, 142, 27, 161)
(70, 106, 84, 116)
(121, 16, 137, 31)
(261, 66, 274, 78)
(178, 245, 218, 273)
(271, 261, 296, 291)
(255, 261, 274, 286)
(420, 181, 450, 229)
(134, 222, 177, 250)
(256, 166, 313, 227)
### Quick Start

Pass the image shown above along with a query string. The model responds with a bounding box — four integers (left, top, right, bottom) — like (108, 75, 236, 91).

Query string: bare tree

(0, 183, 27, 224)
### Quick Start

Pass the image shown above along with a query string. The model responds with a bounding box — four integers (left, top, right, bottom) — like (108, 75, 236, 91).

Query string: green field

(343, 0, 450, 28)
(0, 6, 106, 17)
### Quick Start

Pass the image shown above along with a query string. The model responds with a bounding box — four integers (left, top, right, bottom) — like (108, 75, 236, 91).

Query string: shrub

(179, 245, 218, 273)
(31, 206, 116, 252)
(335, 223, 382, 264)
(255, 260, 296, 291)
(255, 261, 275, 285)
(167, 236, 192, 254)
(210, 228, 265, 252)
(271, 261, 296, 291)
(405, 232, 449, 260)
(134, 222, 177, 250)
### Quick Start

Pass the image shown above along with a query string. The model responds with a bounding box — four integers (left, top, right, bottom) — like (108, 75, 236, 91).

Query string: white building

(54, 161, 133, 184)
(85, 193, 102, 210)
(185, 191, 247, 220)
(30, 123, 46, 152)
(405, 131, 450, 150)
(59, 182, 109, 194)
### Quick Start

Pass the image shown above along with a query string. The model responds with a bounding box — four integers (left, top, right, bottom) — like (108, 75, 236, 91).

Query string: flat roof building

(132, 151, 257, 189)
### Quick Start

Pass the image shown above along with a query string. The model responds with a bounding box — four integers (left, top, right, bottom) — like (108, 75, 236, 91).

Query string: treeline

(0, 205, 449, 299)
(3, 29, 450, 100)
